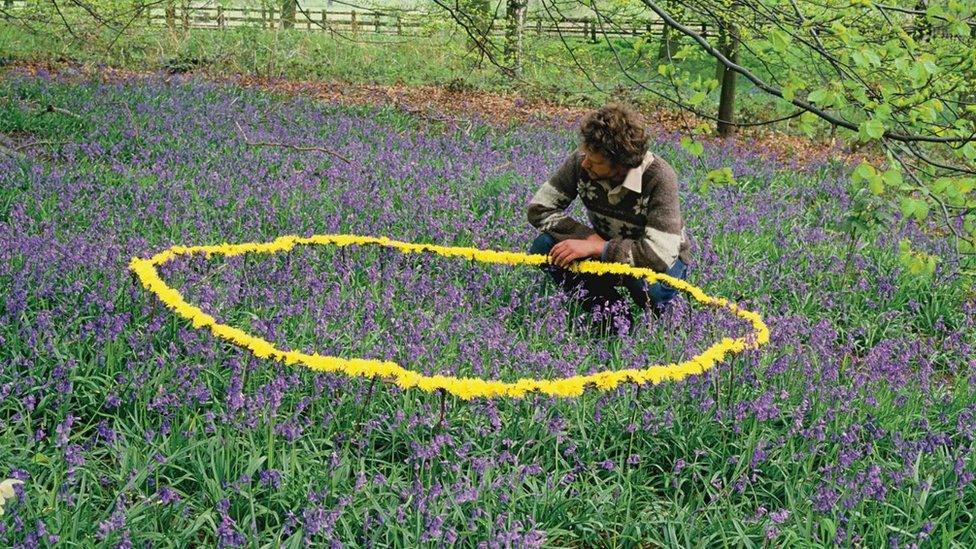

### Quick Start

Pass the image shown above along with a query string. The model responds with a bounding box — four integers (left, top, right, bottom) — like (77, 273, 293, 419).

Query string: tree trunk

(658, 24, 675, 60)
(714, 25, 726, 83)
(281, 0, 296, 29)
(716, 24, 739, 137)
(463, 0, 493, 63)
(505, 0, 527, 77)
(911, 0, 931, 42)
(657, 1, 680, 60)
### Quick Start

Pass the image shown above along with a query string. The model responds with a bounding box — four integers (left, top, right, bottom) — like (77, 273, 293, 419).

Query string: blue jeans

(529, 233, 688, 316)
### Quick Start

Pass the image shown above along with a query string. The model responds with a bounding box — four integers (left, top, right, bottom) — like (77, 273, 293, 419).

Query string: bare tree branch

(429, 0, 516, 78)
(638, 0, 976, 144)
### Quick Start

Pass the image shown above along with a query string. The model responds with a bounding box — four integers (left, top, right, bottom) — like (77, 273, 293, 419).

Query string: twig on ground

(0, 144, 25, 160)
(14, 139, 64, 151)
(40, 104, 82, 118)
(235, 121, 351, 164)
(0, 134, 27, 159)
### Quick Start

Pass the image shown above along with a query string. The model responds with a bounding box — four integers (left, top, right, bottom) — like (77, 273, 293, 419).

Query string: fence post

(217, 5, 224, 28)
(281, 0, 296, 29)
(270, 7, 276, 29)
(396, 14, 402, 35)
(181, 4, 188, 30)
(351, 10, 357, 33)
(374, 12, 380, 33)
(321, 9, 327, 31)
(590, 18, 596, 42)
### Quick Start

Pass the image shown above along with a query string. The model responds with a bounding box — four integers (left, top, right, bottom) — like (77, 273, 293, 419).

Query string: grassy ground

(1, 71, 974, 546)
(0, 21, 796, 133)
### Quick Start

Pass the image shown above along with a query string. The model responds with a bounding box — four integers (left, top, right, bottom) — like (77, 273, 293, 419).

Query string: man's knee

(529, 233, 557, 255)
(649, 259, 690, 313)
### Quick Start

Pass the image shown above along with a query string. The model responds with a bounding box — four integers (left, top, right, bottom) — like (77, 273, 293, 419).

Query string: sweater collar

(607, 151, 655, 204)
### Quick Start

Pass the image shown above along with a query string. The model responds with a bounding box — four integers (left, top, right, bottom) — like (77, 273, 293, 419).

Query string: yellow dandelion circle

(128, 234, 769, 400)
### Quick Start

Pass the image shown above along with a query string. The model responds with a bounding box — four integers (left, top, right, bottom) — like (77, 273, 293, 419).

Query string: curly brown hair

(579, 103, 648, 169)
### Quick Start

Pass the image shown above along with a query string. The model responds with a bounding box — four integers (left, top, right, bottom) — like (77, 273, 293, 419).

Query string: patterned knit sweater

(527, 149, 692, 272)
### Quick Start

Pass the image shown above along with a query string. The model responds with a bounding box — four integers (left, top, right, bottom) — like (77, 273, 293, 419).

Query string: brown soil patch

(5, 60, 880, 170)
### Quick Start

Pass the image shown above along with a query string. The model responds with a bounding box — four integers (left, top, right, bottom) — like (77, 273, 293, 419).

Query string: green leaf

(680, 136, 704, 157)
(951, 20, 971, 37)
(704, 167, 735, 186)
(769, 29, 791, 51)
(830, 21, 850, 44)
(798, 111, 819, 137)
(860, 119, 885, 140)
(907, 256, 925, 276)
(782, 82, 798, 102)
(960, 238, 975, 254)
(915, 202, 930, 222)
(909, 64, 930, 86)
(898, 238, 911, 255)
(955, 178, 975, 194)
(962, 142, 976, 161)
(901, 198, 930, 222)
(852, 161, 876, 183)
(807, 88, 829, 104)
(882, 169, 902, 187)
(873, 103, 892, 121)
(898, 240, 936, 277)
(900, 197, 918, 218)
(868, 175, 884, 195)
(862, 49, 881, 66)
(687, 91, 707, 106)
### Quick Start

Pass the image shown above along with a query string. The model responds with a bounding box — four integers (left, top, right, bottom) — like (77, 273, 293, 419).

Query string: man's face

(580, 146, 621, 181)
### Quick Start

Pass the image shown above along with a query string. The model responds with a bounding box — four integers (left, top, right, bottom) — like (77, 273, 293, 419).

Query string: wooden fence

(141, 6, 709, 39)
(4, 1, 710, 39)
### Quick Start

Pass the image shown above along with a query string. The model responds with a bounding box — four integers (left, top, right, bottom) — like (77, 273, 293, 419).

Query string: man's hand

(549, 236, 606, 268)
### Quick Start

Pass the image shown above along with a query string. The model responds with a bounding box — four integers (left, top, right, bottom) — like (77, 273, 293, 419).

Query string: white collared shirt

(603, 151, 655, 205)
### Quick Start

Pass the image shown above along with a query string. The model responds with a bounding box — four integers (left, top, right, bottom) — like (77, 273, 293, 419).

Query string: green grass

(1, 66, 974, 548)
(0, 20, 798, 129)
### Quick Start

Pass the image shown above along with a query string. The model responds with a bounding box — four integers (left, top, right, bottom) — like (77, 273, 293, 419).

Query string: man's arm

(602, 161, 684, 272)
(526, 151, 598, 241)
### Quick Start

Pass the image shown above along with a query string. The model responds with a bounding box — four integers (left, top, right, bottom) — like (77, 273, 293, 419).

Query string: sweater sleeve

(603, 159, 684, 272)
(526, 151, 597, 241)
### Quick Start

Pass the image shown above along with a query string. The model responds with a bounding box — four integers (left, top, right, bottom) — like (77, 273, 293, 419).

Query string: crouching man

(526, 103, 691, 335)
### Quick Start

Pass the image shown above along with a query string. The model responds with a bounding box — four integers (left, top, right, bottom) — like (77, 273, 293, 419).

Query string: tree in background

(656, 0, 685, 60)
(280, 0, 296, 29)
(505, 0, 527, 77)
(433, 0, 976, 280)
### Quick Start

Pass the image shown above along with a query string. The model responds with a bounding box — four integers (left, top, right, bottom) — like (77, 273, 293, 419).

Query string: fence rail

(4, 1, 710, 39)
